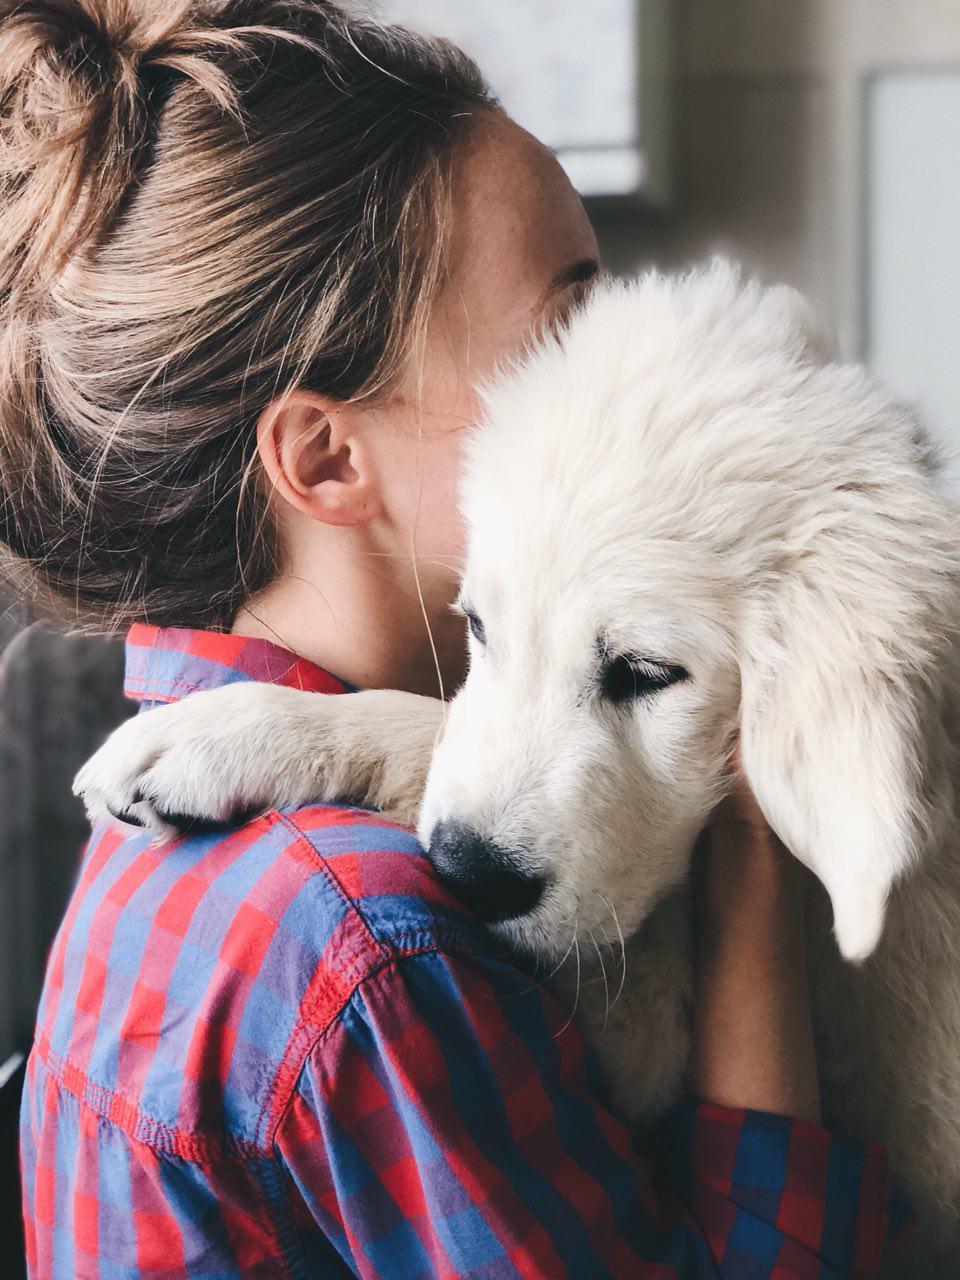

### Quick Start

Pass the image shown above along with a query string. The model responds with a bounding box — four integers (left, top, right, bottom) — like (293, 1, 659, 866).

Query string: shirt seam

(123, 675, 247, 701)
(277, 809, 391, 962)
(270, 949, 464, 1153)
(251, 1158, 306, 1280)
(31, 931, 480, 1165)
(254, 807, 388, 1155)
(32, 808, 479, 1161)
(42, 1072, 298, 1277)
(256, 808, 478, 1147)
(123, 674, 348, 702)
(31, 1034, 265, 1162)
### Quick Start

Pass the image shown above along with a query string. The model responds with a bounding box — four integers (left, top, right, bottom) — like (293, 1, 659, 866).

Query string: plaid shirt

(20, 624, 911, 1279)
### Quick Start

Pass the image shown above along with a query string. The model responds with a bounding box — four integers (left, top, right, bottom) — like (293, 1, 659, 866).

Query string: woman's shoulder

(262, 801, 485, 961)
(35, 804, 487, 1151)
(71, 801, 479, 977)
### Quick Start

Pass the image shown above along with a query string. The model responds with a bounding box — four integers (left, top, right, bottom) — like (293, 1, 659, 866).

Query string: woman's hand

(691, 749, 822, 1125)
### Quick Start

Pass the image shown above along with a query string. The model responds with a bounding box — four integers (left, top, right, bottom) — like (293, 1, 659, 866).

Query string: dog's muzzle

(427, 819, 546, 923)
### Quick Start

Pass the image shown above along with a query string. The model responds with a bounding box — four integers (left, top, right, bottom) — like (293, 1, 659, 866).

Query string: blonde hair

(0, 0, 491, 628)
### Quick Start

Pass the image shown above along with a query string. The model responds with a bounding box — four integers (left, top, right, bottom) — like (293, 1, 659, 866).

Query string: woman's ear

(256, 388, 383, 527)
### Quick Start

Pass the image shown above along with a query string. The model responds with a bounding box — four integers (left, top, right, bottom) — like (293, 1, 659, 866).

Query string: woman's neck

(232, 552, 468, 699)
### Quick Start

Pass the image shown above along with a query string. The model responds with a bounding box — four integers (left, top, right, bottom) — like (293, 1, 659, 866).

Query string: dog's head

(418, 261, 960, 965)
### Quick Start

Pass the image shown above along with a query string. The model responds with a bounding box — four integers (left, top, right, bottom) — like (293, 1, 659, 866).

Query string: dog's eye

(600, 654, 688, 704)
(452, 597, 486, 646)
(465, 610, 486, 645)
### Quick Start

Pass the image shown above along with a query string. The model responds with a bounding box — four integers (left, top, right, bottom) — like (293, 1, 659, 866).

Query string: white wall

(865, 72, 960, 456)
(595, 0, 960, 363)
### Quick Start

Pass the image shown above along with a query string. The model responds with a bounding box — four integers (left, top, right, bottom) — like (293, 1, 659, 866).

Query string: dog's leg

(74, 684, 443, 838)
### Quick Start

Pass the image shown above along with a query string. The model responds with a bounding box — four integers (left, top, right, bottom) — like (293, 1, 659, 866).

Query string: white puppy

(77, 262, 960, 1270)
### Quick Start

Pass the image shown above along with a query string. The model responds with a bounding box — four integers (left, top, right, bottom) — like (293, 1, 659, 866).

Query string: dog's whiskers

(545, 929, 578, 984)
(591, 932, 612, 1032)
(600, 893, 628, 1010)
(552, 926, 582, 1041)
(505, 927, 578, 1002)
(571, 929, 581, 1017)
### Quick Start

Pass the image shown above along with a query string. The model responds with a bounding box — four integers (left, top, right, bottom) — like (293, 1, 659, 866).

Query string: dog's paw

(73, 683, 323, 840)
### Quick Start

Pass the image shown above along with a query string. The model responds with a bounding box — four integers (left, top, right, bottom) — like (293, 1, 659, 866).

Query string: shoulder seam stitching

(269, 945, 481, 1152)
(256, 809, 446, 1147)
(31, 933, 479, 1163)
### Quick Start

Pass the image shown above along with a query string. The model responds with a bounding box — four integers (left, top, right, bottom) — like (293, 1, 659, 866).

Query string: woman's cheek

(421, 423, 470, 561)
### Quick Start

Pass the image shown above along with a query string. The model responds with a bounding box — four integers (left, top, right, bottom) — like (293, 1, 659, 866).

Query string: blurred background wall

(2, 0, 959, 1069)
(594, 0, 960, 450)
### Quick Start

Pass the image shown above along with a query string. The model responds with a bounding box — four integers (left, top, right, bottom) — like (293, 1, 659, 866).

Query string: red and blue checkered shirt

(20, 624, 911, 1278)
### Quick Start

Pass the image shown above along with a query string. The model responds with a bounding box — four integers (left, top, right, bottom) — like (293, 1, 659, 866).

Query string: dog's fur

(77, 262, 960, 1270)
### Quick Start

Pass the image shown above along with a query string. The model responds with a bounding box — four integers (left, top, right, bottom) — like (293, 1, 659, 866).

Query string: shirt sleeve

(274, 947, 911, 1280)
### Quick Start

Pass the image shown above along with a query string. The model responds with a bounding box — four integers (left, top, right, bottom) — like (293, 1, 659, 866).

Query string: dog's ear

(739, 628, 922, 961)
(738, 492, 955, 963)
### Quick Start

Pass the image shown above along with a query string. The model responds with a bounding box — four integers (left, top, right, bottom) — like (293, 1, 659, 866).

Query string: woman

(4, 2, 907, 1276)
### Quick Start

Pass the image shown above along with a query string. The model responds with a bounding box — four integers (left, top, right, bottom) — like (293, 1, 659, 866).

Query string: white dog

(76, 262, 960, 1271)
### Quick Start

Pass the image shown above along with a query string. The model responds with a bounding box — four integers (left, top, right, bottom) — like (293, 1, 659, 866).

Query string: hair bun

(0, 1, 271, 304)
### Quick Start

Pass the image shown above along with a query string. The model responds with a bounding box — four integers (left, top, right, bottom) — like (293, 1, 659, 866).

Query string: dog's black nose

(428, 819, 545, 922)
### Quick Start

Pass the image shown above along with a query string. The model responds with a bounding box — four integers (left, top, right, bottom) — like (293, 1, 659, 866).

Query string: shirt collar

(124, 623, 355, 706)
